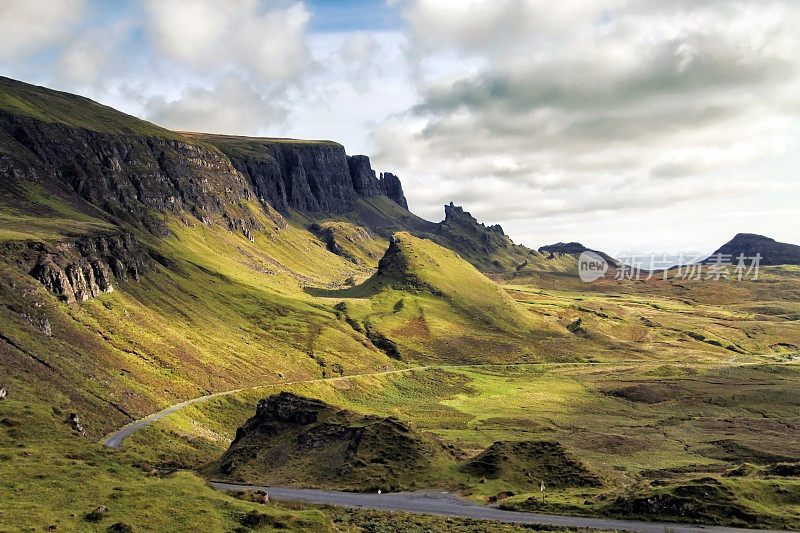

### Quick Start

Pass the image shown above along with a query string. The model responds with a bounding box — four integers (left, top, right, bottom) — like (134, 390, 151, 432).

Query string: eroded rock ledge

(11, 232, 151, 303)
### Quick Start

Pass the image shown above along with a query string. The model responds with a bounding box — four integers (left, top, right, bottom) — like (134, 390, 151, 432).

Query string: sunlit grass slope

(0, 202, 401, 439)
(309, 232, 582, 364)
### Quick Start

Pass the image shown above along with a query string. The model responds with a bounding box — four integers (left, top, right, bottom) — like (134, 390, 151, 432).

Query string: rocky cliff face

(231, 142, 359, 214)
(378, 171, 408, 210)
(227, 146, 409, 214)
(9, 231, 151, 303)
(187, 133, 409, 215)
(347, 155, 383, 198)
(346, 156, 408, 209)
(0, 110, 259, 238)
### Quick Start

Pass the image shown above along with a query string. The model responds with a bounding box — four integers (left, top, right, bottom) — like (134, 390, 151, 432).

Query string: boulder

(65, 413, 86, 437)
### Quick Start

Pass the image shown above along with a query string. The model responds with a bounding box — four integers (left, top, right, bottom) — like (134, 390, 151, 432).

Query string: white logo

(578, 251, 608, 282)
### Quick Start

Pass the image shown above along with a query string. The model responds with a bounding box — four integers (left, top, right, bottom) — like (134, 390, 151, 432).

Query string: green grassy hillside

(0, 76, 180, 140)
(308, 232, 577, 365)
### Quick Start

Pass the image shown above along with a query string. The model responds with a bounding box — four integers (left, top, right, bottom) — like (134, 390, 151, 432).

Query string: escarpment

(0, 110, 260, 238)
(186, 132, 410, 215)
(0, 77, 419, 303)
(0, 78, 410, 242)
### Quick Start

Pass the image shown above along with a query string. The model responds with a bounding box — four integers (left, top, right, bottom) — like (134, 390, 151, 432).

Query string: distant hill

(538, 242, 620, 268)
(705, 233, 800, 266)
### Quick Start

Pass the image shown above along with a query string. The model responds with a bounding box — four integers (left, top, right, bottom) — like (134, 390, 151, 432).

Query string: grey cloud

(374, 0, 800, 237)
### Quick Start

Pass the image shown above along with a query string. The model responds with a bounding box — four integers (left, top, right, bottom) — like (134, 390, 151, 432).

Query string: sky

(1, 0, 799, 256)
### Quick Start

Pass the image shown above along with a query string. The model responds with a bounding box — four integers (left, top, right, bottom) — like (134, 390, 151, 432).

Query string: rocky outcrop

(346, 155, 408, 209)
(64, 412, 86, 436)
(435, 203, 512, 256)
(347, 155, 383, 198)
(705, 233, 800, 266)
(232, 142, 359, 214)
(197, 135, 410, 216)
(378, 171, 408, 210)
(213, 392, 456, 490)
(14, 232, 150, 303)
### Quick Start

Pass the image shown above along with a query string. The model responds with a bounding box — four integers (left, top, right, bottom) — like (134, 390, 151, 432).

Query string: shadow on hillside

(302, 273, 382, 299)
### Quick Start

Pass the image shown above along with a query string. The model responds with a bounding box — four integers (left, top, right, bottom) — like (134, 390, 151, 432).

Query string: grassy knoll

(306, 232, 616, 365)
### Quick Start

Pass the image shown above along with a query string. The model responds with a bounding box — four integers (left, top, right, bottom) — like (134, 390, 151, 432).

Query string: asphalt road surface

(211, 483, 790, 533)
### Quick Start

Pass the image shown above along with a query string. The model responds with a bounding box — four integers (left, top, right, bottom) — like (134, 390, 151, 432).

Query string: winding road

(102, 364, 430, 449)
(211, 483, 788, 533)
(101, 357, 789, 449)
(102, 359, 797, 532)
(102, 361, 622, 449)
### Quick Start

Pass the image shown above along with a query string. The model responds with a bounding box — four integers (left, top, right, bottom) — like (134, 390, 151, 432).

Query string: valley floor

(112, 357, 800, 530)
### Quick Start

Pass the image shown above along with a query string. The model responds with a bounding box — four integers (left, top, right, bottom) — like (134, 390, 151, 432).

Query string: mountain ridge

(0, 76, 534, 281)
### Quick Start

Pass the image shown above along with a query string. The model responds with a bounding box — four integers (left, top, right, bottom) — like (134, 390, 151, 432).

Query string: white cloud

(143, 0, 311, 83)
(340, 32, 382, 90)
(144, 75, 289, 134)
(0, 0, 87, 61)
(56, 21, 133, 87)
(368, 0, 800, 250)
